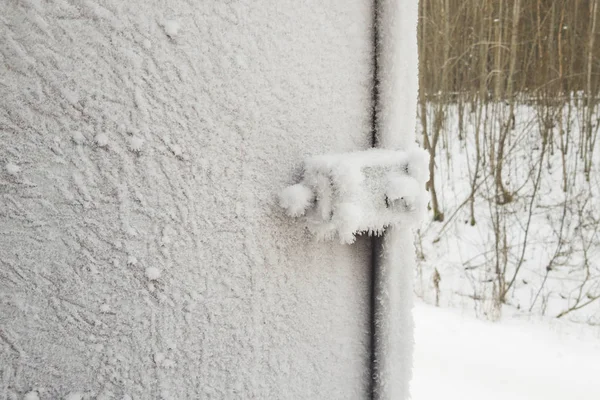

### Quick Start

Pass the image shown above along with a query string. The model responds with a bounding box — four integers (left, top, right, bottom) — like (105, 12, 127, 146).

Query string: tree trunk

(494, 0, 520, 205)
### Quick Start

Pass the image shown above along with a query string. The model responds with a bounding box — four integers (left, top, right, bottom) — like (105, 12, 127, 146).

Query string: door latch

(279, 148, 429, 244)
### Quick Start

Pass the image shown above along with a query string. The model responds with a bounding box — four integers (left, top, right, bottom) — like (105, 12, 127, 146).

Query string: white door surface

(1, 1, 375, 398)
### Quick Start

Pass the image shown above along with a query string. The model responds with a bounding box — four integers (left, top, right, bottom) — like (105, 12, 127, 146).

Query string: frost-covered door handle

(279, 148, 429, 244)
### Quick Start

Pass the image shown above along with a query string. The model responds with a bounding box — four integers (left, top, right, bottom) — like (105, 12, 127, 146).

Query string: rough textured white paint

(374, 1, 421, 399)
(0, 1, 375, 398)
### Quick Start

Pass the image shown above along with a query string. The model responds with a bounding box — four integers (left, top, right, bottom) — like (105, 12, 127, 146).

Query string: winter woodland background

(415, 0, 600, 324)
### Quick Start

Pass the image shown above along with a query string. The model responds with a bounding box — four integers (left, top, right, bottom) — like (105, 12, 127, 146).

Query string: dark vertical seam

(369, 237, 380, 400)
(372, 1, 380, 148)
(369, 0, 380, 399)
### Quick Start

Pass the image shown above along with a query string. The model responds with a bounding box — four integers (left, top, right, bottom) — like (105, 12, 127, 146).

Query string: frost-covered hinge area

(279, 148, 429, 244)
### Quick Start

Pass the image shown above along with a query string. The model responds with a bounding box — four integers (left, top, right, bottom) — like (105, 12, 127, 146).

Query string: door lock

(279, 148, 429, 244)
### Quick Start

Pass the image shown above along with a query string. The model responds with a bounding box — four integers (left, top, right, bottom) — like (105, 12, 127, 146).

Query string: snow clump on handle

(386, 175, 420, 209)
(279, 183, 314, 217)
(333, 202, 363, 244)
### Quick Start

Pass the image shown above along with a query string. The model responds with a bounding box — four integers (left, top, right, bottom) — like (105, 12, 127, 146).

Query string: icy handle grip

(279, 148, 429, 244)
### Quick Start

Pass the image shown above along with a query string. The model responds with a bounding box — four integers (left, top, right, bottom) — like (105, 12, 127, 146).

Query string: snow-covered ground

(416, 102, 600, 323)
(411, 301, 600, 399)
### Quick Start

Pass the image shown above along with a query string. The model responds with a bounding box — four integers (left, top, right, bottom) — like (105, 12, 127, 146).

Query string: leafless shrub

(417, 0, 600, 321)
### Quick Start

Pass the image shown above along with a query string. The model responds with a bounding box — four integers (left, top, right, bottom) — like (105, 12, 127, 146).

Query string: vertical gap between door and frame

(369, 0, 380, 399)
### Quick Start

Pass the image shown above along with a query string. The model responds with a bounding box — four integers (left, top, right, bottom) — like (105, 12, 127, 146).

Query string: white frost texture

(72, 131, 86, 144)
(63, 393, 84, 400)
(0, 1, 380, 399)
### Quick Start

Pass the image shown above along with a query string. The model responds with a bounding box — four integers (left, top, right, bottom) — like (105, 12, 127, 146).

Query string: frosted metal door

(0, 1, 374, 398)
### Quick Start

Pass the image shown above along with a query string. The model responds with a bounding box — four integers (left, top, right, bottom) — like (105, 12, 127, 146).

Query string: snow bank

(411, 302, 600, 399)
